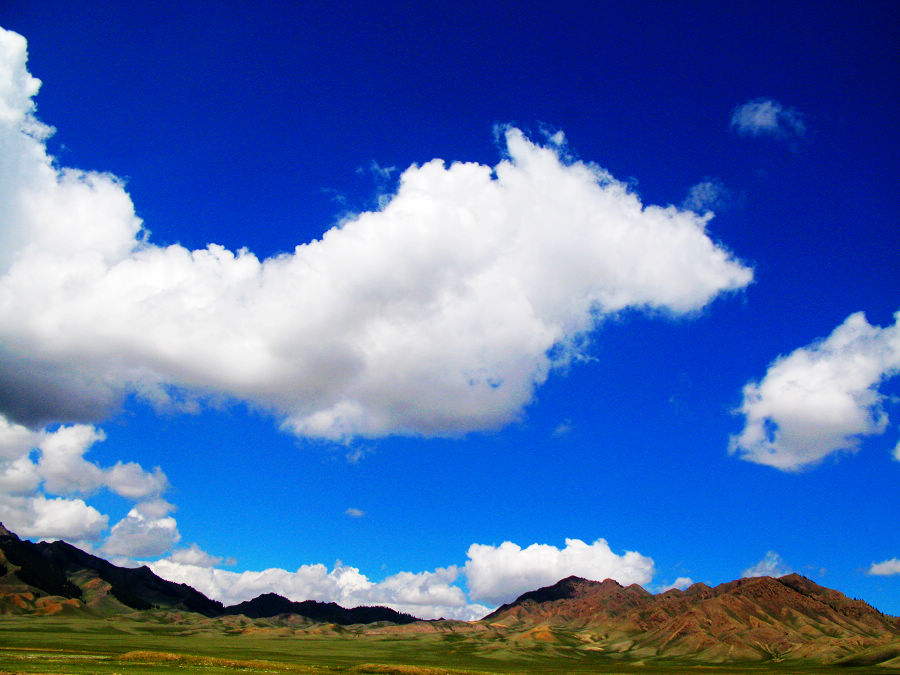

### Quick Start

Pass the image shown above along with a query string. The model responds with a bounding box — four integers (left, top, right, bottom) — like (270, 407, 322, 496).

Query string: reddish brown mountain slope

(484, 574, 900, 664)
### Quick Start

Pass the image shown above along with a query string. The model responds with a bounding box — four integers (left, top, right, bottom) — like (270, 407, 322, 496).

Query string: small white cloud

(37, 425, 106, 495)
(730, 98, 806, 138)
(552, 419, 573, 436)
(166, 543, 224, 568)
(345, 447, 369, 464)
(464, 538, 654, 605)
(731, 311, 900, 471)
(132, 498, 176, 520)
(743, 551, 792, 578)
(658, 576, 694, 592)
(357, 160, 397, 182)
(104, 461, 168, 499)
(345, 507, 364, 518)
(0, 456, 40, 494)
(102, 501, 180, 558)
(682, 178, 730, 213)
(0, 416, 38, 460)
(893, 439, 900, 462)
(867, 558, 900, 576)
(0, 493, 107, 541)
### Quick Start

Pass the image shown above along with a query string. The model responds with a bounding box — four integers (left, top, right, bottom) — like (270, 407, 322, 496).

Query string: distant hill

(484, 574, 900, 664)
(0, 523, 419, 624)
(222, 592, 418, 624)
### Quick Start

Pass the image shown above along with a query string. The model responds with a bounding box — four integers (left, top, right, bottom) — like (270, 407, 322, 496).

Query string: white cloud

(658, 576, 694, 592)
(0, 413, 172, 546)
(682, 178, 730, 213)
(150, 536, 657, 620)
(345, 507, 364, 518)
(731, 311, 900, 471)
(894, 439, 900, 462)
(149, 558, 489, 620)
(552, 419, 573, 436)
(36, 425, 105, 494)
(730, 98, 806, 138)
(104, 461, 169, 499)
(743, 551, 792, 578)
(166, 543, 225, 568)
(867, 558, 900, 576)
(103, 501, 180, 557)
(0, 417, 168, 500)
(0, 27, 752, 440)
(0, 493, 107, 541)
(345, 447, 368, 464)
(0, 415, 38, 460)
(0, 456, 40, 494)
(463, 538, 654, 605)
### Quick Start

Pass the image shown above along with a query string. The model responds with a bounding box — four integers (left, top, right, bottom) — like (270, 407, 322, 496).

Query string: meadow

(0, 614, 882, 675)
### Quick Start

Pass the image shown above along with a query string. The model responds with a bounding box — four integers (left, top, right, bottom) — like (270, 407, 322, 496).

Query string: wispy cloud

(730, 98, 806, 138)
(344, 507, 364, 518)
(657, 576, 694, 592)
(552, 419, 573, 436)
(682, 178, 732, 213)
(743, 551, 792, 578)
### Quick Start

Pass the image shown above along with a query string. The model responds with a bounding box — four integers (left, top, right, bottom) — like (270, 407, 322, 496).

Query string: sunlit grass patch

(118, 649, 321, 671)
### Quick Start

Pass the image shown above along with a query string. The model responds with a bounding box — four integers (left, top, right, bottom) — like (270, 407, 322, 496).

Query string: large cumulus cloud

(0, 27, 752, 440)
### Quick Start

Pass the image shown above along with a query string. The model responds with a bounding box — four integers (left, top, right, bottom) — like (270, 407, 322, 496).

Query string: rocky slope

(484, 574, 900, 664)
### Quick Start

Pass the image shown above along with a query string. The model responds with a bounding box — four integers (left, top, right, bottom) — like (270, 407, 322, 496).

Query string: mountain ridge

(2, 523, 900, 666)
(0, 523, 415, 624)
(483, 572, 900, 664)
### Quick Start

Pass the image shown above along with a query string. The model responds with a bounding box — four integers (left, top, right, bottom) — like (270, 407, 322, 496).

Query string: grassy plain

(0, 615, 893, 675)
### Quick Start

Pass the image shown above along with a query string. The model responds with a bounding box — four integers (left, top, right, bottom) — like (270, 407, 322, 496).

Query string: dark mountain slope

(0, 524, 223, 615)
(0, 523, 420, 624)
(222, 592, 418, 624)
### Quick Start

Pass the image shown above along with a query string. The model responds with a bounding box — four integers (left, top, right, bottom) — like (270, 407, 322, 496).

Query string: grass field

(0, 615, 893, 674)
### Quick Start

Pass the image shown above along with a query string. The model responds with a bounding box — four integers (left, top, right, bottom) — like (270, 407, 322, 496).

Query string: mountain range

(483, 574, 900, 665)
(2, 523, 899, 667)
(0, 523, 415, 624)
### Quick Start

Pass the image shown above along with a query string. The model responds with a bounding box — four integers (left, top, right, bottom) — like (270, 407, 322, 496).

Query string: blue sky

(0, 1, 898, 619)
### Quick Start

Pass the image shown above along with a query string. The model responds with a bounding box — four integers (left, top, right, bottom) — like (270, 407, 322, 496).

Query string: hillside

(484, 574, 900, 664)
(0, 523, 415, 624)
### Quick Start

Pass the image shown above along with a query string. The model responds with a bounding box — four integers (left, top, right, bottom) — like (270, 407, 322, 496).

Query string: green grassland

(1, 614, 895, 675)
